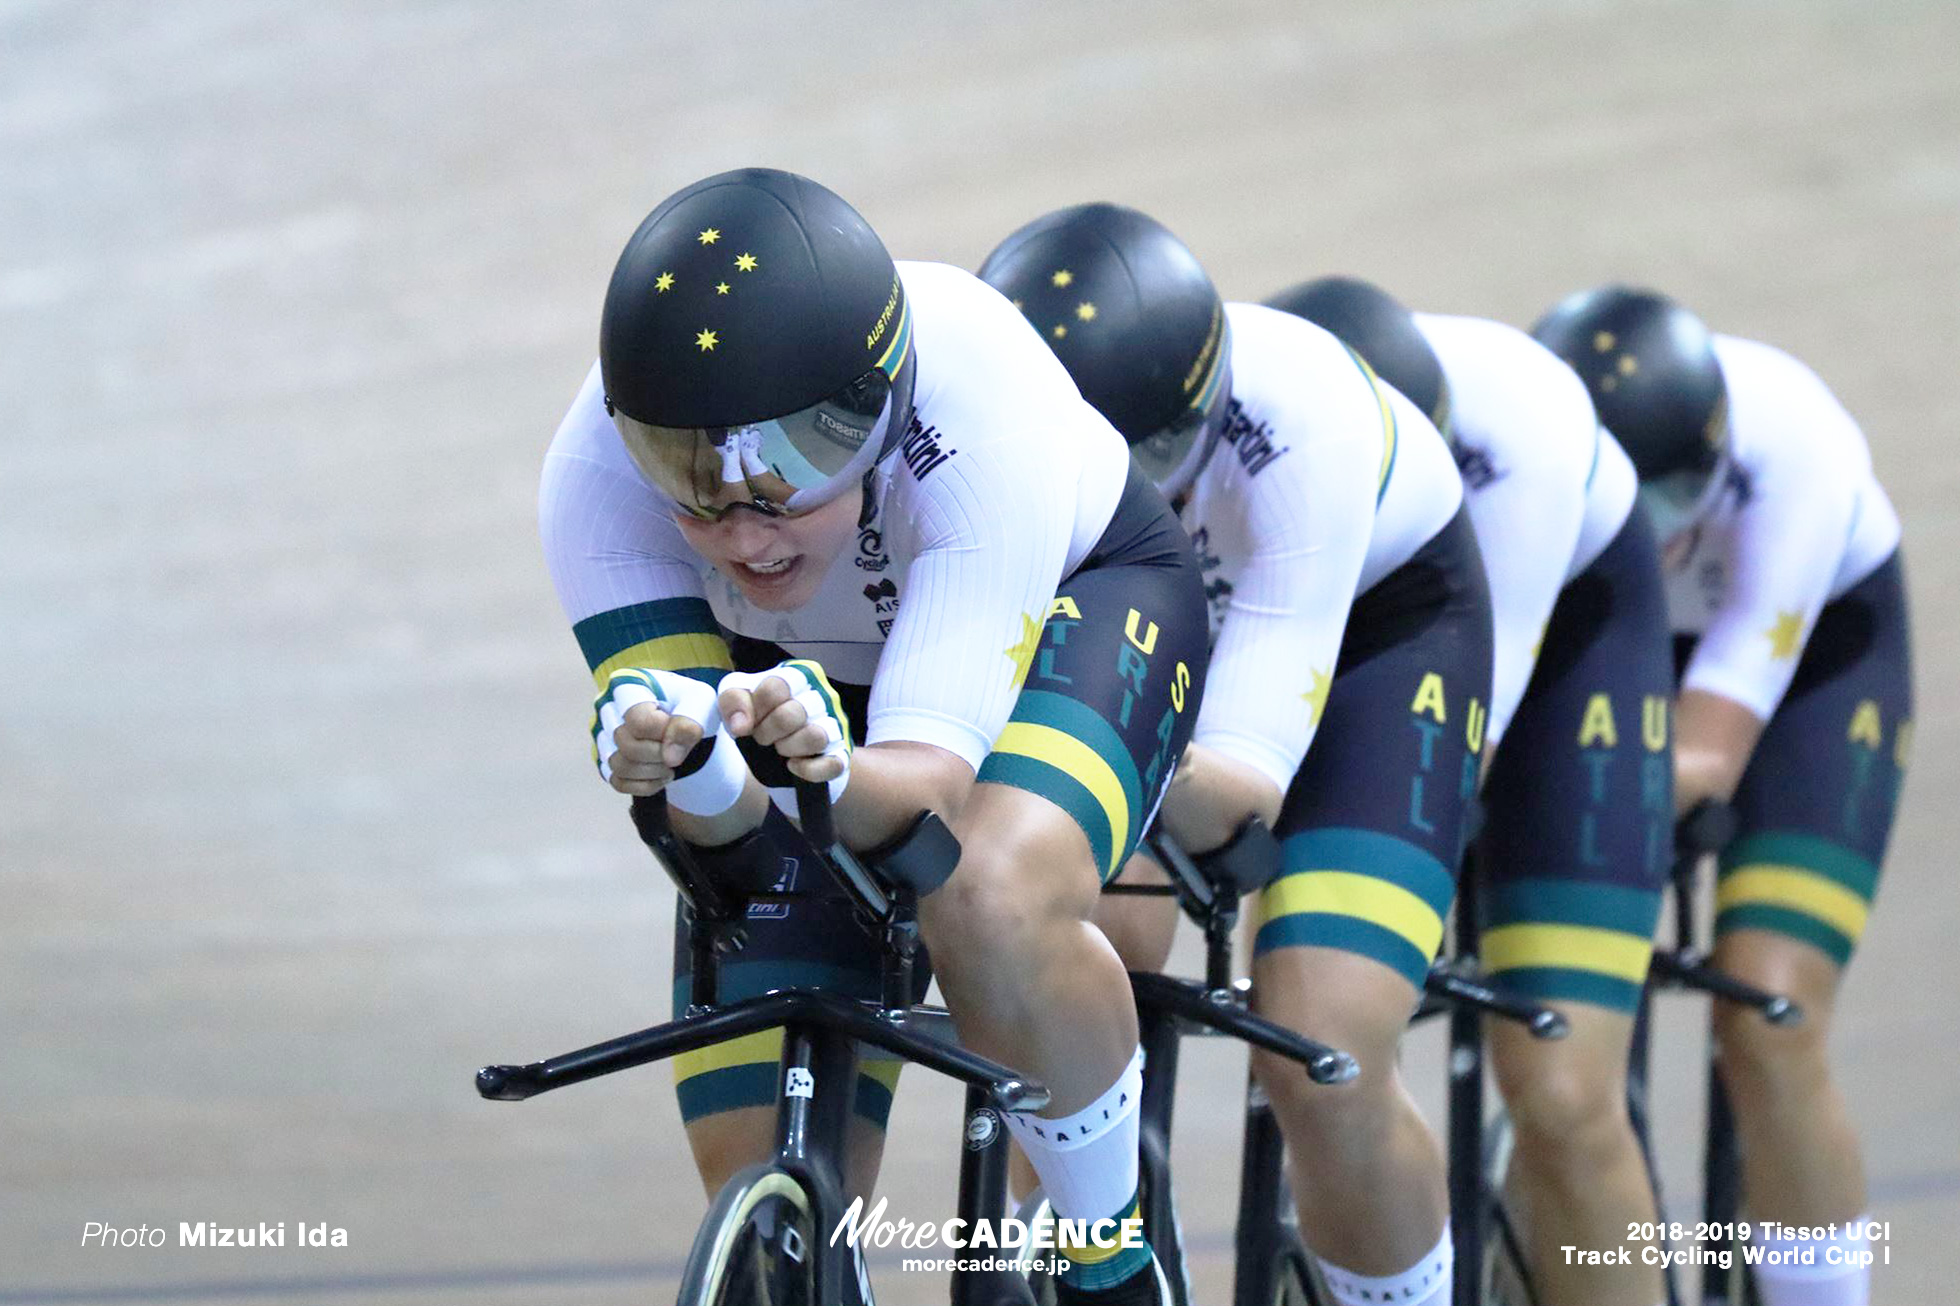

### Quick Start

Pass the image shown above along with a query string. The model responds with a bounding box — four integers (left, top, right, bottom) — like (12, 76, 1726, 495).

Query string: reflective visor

(618, 371, 893, 520)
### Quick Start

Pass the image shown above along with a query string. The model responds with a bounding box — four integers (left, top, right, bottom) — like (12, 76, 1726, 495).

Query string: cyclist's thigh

(1253, 507, 1493, 1002)
(1479, 505, 1673, 1015)
(974, 471, 1208, 887)
(1712, 550, 1912, 975)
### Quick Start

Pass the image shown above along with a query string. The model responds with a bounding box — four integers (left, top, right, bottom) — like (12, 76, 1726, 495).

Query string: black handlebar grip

(734, 734, 799, 789)
(1677, 800, 1738, 857)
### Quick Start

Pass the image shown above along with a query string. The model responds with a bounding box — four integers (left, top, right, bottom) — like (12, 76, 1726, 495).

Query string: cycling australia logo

(863, 578, 899, 637)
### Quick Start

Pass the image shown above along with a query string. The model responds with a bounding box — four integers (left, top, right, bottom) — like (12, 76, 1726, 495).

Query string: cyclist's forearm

(829, 741, 975, 851)
(1156, 743, 1285, 856)
(1672, 688, 1765, 816)
(668, 778, 771, 848)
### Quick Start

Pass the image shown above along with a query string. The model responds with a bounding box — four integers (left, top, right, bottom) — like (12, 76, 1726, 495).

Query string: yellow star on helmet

(698, 228, 721, 245)
(1051, 269, 1073, 288)
(716, 281, 731, 295)
(1004, 610, 1044, 689)
(1618, 354, 1639, 376)
(1075, 301, 1097, 321)
(1765, 611, 1804, 660)
(654, 271, 675, 293)
(1593, 331, 1616, 352)
(695, 328, 719, 352)
(734, 252, 758, 272)
(1301, 666, 1333, 725)
(1052, 324, 1068, 339)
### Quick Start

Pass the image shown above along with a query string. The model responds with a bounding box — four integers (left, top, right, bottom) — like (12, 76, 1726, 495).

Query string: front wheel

(677, 1164, 823, 1306)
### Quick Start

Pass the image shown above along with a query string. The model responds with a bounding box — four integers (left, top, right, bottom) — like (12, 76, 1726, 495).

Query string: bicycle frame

(1627, 802, 1801, 1306)
(478, 786, 1050, 1306)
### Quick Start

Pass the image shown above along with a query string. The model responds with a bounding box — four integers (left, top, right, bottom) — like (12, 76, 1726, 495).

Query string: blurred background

(4, 1, 1955, 1302)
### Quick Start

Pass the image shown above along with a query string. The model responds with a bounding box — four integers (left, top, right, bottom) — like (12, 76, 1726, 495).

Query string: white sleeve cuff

(865, 707, 992, 774)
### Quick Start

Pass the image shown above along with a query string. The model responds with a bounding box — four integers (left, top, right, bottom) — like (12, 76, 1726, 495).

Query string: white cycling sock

(1315, 1222, 1451, 1306)
(1002, 1045, 1144, 1223)
(1747, 1216, 1871, 1306)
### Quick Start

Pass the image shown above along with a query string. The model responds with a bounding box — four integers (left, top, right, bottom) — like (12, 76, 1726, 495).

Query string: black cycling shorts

(1253, 506, 1494, 991)
(1690, 550, 1912, 968)
(1478, 505, 1674, 1012)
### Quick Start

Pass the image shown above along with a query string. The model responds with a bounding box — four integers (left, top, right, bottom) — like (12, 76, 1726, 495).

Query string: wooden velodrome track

(5, 1, 1955, 1301)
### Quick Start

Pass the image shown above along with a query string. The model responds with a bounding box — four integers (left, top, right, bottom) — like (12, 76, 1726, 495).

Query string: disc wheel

(676, 1164, 821, 1306)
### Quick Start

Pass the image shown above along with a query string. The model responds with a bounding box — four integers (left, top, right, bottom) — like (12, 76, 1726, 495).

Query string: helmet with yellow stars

(978, 203, 1230, 500)
(1531, 286, 1731, 540)
(600, 168, 916, 521)
(1265, 276, 1453, 441)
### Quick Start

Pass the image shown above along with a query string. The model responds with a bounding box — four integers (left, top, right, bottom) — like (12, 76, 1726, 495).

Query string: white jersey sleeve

(1416, 313, 1601, 750)
(1673, 336, 1899, 721)
(539, 361, 731, 681)
(1186, 304, 1459, 793)
(864, 262, 1130, 768)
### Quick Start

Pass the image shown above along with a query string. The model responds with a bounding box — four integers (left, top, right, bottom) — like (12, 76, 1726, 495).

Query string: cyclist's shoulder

(540, 359, 658, 511)
(1416, 311, 1596, 478)
(1713, 333, 1870, 487)
(1222, 301, 1383, 443)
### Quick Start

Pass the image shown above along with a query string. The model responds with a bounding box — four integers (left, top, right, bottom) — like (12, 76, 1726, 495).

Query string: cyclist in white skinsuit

(1272, 277, 1677, 1306)
(1536, 287, 1908, 1306)
(547, 168, 1215, 1306)
(984, 208, 1490, 1306)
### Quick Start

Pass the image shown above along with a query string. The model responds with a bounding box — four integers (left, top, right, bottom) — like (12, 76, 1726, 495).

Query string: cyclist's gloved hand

(594, 668, 752, 815)
(718, 660, 852, 815)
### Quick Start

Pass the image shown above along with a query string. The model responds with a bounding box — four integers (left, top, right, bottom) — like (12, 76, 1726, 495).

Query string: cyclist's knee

(1492, 1036, 1629, 1162)
(1711, 931, 1840, 1097)
(925, 811, 1095, 970)
(1248, 949, 1413, 1139)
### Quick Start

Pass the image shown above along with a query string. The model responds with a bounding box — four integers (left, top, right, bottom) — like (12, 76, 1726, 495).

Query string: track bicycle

(478, 774, 1049, 1306)
(1020, 821, 1567, 1306)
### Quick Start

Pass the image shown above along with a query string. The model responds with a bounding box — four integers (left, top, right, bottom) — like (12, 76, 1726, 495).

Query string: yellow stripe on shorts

(1482, 922, 1653, 983)
(1260, 869, 1446, 962)
(672, 1028, 781, 1083)
(1716, 865, 1871, 942)
(992, 721, 1129, 873)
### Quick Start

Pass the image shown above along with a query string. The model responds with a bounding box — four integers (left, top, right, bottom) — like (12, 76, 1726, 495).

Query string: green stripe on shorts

(974, 752, 1116, 881)
(1718, 832, 1880, 899)
(1482, 876, 1663, 936)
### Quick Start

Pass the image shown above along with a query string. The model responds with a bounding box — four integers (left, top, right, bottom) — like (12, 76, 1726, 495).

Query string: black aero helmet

(1531, 286, 1730, 537)
(1265, 276, 1451, 438)
(977, 203, 1230, 498)
(600, 168, 915, 520)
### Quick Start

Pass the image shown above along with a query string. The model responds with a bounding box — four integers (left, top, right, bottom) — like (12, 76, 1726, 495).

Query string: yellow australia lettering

(1465, 698, 1487, 754)
(1411, 673, 1447, 723)
(1124, 608, 1159, 656)
(1847, 700, 1883, 749)
(1642, 696, 1669, 752)
(1578, 693, 1618, 748)
(1047, 595, 1083, 621)
(1171, 660, 1192, 713)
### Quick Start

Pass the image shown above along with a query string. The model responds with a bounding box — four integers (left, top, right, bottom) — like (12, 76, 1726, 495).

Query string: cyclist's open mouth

(735, 555, 800, 592)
